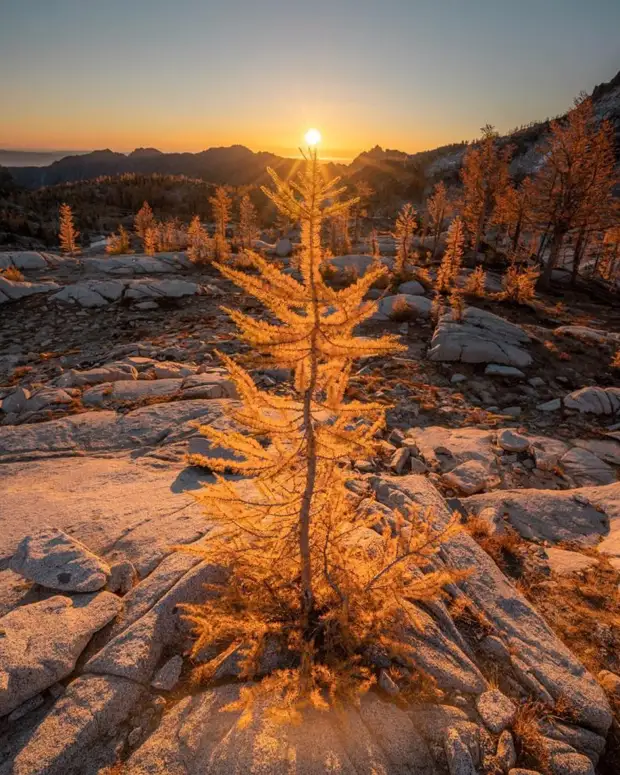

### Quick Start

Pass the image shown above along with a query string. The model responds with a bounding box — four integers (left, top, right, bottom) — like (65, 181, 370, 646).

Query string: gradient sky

(1, 0, 619, 159)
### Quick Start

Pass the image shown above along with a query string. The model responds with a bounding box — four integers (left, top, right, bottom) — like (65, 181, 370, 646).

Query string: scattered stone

(0, 592, 121, 718)
(451, 373, 468, 384)
(151, 655, 184, 691)
(485, 364, 526, 378)
(551, 752, 594, 775)
(530, 437, 570, 471)
(476, 689, 516, 733)
(275, 237, 293, 257)
(497, 429, 530, 453)
(135, 300, 159, 310)
(444, 727, 478, 775)
(391, 446, 411, 474)
(23, 386, 74, 413)
(410, 456, 429, 474)
(537, 398, 562, 412)
(442, 460, 500, 496)
(1, 387, 31, 414)
(378, 668, 400, 696)
(10, 527, 110, 592)
(429, 307, 532, 367)
(545, 548, 597, 576)
(496, 730, 517, 772)
(528, 377, 545, 388)
(106, 559, 137, 594)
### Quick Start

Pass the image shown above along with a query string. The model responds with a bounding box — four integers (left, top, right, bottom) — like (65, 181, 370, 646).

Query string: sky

(1, 0, 619, 160)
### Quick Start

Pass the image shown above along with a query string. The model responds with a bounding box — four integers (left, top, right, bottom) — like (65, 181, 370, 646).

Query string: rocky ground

(1, 249, 620, 775)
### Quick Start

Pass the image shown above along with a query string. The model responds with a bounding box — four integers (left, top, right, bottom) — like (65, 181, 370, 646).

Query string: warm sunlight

(304, 128, 321, 147)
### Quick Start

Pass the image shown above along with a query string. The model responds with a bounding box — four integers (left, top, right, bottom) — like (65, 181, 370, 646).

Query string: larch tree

(461, 125, 512, 256)
(144, 226, 158, 256)
(210, 185, 231, 261)
(436, 216, 465, 293)
(352, 181, 373, 248)
(134, 201, 155, 245)
(58, 203, 80, 255)
(531, 97, 617, 289)
(106, 225, 132, 255)
(427, 181, 449, 258)
(181, 148, 460, 717)
(393, 202, 417, 275)
(328, 203, 352, 256)
(492, 176, 535, 251)
(187, 215, 212, 264)
(239, 194, 259, 250)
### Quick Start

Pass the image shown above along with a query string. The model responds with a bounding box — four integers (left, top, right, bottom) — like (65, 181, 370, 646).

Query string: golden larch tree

(106, 225, 132, 255)
(531, 97, 617, 289)
(427, 181, 450, 257)
(492, 176, 535, 251)
(436, 216, 465, 293)
(58, 203, 80, 255)
(239, 194, 259, 250)
(393, 202, 417, 275)
(134, 201, 155, 245)
(210, 186, 231, 261)
(187, 215, 212, 264)
(182, 148, 460, 717)
(461, 125, 512, 256)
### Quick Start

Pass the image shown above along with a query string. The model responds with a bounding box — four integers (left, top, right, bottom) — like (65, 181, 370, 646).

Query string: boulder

(275, 237, 293, 257)
(545, 548, 598, 576)
(560, 447, 617, 487)
(10, 527, 110, 592)
(444, 728, 477, 775)
(462, 486, 615, 546)
(497, 429, 530, 453)
(0, 276, 60, 304)
(475, 689, 516, 733)
(0, 593, 121, 718)
(0, 251, 53, 271)
(125, 278, 202, 300)
(564, 387, 620, 415)
(1, 387, 31, 414)
(151, 655, 184, 691)
(84, 560, 223, 683)
(123, 685, 435, 775)
(52, 280, 124, 307)
(485, 364, 525, 378)
(82, 378, 183, 407)
(429, 307, 532, 367)
(398, 280, 426, 295)
(57, 362, 138, 387)
(0, 674, 147, 775)
(442, 460, 500, 495)
(373, 293, 433, 320)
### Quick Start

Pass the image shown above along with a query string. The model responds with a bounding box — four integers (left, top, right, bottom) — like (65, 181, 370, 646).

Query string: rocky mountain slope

(0, 247, 619, 773)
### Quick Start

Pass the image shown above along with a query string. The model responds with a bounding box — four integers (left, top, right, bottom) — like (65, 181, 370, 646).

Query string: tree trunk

(570, 227, 587, 287)
(539, 227, 565, 289)
(512, 215, 523, 252)
(298, 151, 320, 628)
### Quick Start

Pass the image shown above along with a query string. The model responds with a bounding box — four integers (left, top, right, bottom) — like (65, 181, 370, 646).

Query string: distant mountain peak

(129, 147, 163, 157)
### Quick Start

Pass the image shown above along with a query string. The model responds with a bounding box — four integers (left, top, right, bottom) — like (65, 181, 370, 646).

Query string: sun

(304, 128, 321, 147)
